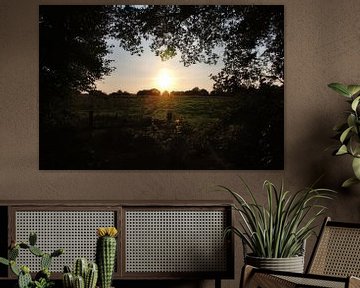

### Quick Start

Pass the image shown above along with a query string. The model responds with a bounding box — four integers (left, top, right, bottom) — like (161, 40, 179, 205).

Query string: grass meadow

(40, 90, 283, 170)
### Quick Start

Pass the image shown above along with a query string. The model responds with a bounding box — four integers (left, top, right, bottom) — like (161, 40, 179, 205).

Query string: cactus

(85, 263, 98, 288)
(41, 253, 52, 270)
(51, 248, 64, 257)
(9, 246, 19, 260)
(19, 271, 32, 288)
(74, 275, 85, 288)
(63, 259, 98, 288)
(63, 272, 74, 288)
(18, 267, 32, 288)
(10, 260, 20, 276)
(29, 232, 37, 246)
(74, 258, 87, 279)
(96, 227, 118, 288)
(64, 265, 72, 273)
(0, 232, 64, 288)
(29, 245, 44, 257)
(19, 243, 30, 249)
(35, 268, 51, 281)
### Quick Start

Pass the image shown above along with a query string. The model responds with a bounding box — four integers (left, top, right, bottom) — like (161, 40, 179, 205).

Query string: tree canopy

(39, 5, 113, 126)
(40, 5, 113, 95)
(111, 5, 284, 92)
(40, 5, 283, 97)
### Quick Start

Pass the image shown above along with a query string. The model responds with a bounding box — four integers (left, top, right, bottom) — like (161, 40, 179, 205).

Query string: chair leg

(240, 265, 255, 288)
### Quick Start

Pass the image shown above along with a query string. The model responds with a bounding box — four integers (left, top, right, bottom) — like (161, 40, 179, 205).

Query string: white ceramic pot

(245, 254, 305, 273)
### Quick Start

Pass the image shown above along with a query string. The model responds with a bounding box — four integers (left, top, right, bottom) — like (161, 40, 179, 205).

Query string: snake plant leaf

(221, 180, 335, 258)
(342, 177, 360, 188)
(328, 83, 352, 97)
(336, 144, 348, 155)
(351, 96, 360, 111)
(347, 85, 360, 97)
(352, 157, 360, 179)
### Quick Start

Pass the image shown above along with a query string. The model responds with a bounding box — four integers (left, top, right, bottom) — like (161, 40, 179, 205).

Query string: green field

(72, 94, 238, 127)
(41, 92, 283, 169)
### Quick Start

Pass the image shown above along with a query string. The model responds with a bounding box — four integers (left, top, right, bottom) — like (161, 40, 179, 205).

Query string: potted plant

(0, 232, 63, 288)
(221, 179, 334, 273)
(328, 83, 360, 187)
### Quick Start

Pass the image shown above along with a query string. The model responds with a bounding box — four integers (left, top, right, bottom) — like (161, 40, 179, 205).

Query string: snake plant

(221, 179, 335, 258)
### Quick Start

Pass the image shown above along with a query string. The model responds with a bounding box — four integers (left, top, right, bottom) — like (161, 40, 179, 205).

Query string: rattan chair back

(307, 217, 360, 278)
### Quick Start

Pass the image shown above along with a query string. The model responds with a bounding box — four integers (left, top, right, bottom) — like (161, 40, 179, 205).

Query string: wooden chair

(241, 217, 360, 288)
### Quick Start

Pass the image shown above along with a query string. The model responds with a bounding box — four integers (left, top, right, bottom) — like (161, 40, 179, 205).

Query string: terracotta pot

(245, 254, 305, 273)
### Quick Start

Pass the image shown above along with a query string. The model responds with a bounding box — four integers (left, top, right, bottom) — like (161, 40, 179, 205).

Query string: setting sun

(156, 68, 173, 91)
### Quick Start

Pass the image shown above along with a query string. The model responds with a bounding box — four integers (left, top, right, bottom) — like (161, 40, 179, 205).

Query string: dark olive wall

(1, 0, 360, 287)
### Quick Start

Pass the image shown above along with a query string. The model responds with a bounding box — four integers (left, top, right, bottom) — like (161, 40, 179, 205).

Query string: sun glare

(156, 68, 173, 91)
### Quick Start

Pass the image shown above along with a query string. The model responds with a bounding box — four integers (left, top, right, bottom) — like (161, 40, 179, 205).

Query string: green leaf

(349, 135, 360, 156)
(328, 83, 351, 97)
(336, 144, 348, 155)
(0, 257, 9, 266)
(222, 179, 335, 258)
(340, 126, 353, 143)
(347, 85, 360, 97)
(347, 114, 356, 128)
(342, 177, 360, 188)
(351, 96, 360, 111)
(352, 157, 360, 179)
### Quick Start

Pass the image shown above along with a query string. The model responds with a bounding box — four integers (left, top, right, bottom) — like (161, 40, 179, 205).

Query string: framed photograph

(39, 5, 284, 170)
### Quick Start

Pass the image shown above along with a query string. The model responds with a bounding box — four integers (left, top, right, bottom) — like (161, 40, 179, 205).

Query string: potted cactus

(62, 258, 98, 288)
(96, 227, 118, 288)
(0, 232, 63, 288)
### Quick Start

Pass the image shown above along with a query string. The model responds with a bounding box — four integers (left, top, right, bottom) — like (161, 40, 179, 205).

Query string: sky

(95, 39, 224, 94)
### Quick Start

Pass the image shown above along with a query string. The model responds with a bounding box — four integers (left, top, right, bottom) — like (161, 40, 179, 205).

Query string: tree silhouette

(112, 5, 283, 92)
(39, 5, 113, 127)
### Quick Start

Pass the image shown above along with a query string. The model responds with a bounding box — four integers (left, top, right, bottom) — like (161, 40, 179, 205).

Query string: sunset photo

(39, 5, 284, 170)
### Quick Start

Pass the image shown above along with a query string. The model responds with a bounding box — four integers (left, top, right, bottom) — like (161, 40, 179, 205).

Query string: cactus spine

(96, 227, 118, 288)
